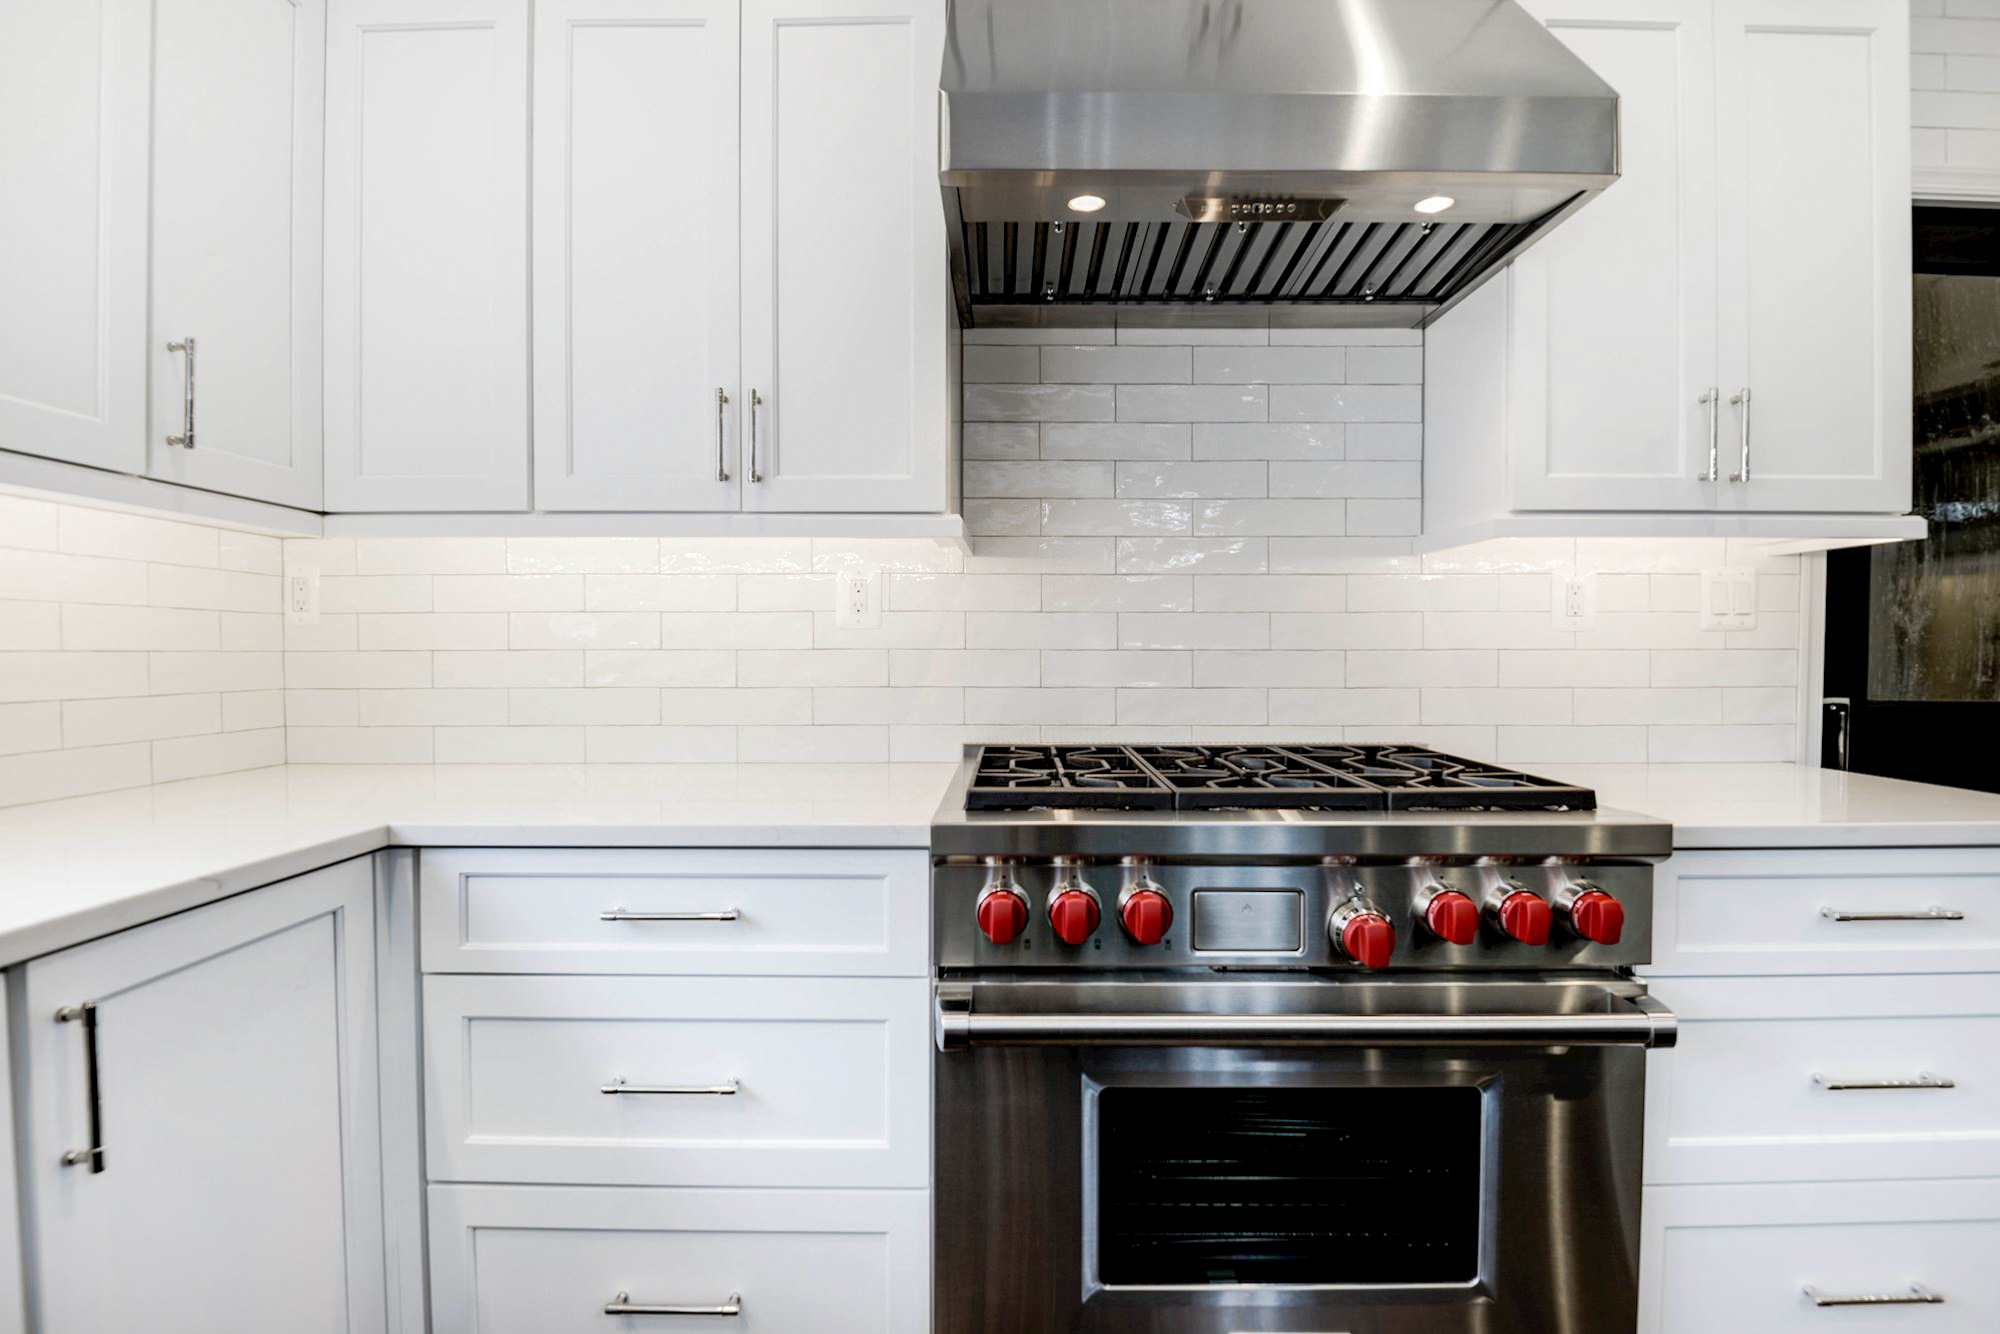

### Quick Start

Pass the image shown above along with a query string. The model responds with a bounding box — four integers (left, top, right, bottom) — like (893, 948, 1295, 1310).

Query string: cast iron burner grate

(963, 744, 1595, 813)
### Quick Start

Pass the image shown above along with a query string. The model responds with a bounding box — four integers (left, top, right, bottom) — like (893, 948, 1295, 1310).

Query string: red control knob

(976, 891, 1029, 945)
(1568, 889, 1625, 946)
(1048, 891, 1102, 946)
(1120, 890, 1173, 946)
(1339, 913, 1397, 970)
(1424, 891, 1481, 946)
(1496, 891, 1553, 946)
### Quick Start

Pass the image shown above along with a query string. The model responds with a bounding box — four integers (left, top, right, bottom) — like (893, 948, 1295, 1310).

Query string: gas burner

(963, 743, 1596, 813)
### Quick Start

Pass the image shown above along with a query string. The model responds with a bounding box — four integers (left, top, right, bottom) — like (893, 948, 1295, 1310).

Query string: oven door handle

(935, 990, 1676, 1052)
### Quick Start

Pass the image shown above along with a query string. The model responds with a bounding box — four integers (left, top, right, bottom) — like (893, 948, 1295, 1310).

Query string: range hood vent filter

(958, 215, 1562, 310)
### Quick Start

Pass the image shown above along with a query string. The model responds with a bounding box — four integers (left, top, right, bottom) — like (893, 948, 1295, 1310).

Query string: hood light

(1067, 193, 1107, 213)
(1413, 195, 1456, 215)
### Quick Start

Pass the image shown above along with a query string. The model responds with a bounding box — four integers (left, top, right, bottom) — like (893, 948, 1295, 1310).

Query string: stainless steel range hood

(939, 0, 1619, 329)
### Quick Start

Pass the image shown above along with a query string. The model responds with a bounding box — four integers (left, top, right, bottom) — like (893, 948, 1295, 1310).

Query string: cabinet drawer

(423, 974, 929, 1188)
(1650, 848, 2000, 976)
(429, 1183, 928, 1334)
(1641, 1180, 2000, 1334)
(1645, 973, 2000, 1184)
(419, 847, 927, 976)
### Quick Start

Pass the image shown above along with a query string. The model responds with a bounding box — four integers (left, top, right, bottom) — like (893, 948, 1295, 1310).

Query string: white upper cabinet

(1507, 0, 1717, 514)
(147, 0, 325, 509)
(18, 859, 383, 1333)
(739, 0, 949, 513)
(1712, 0, 1911, 513)
(1427, 0, 1913, 538)
(0, 0, 149, 475)
(532, 0, 741, 512)
(323, 0, 531, 512)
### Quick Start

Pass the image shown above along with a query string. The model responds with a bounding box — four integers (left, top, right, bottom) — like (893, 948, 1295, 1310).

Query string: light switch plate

(1699, 566, 1758, 632)
(1550, 571, 1597, 630)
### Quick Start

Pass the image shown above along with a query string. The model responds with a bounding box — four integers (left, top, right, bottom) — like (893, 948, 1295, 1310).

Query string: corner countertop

(3, 760, 1999, 970)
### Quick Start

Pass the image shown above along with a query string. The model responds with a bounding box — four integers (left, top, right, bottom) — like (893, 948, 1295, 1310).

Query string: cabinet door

(324, 0, 530, 512)
(146, 0, 325, 509)
(0, 0, 148, 473)
(19, 858, 384, 1332)
(739, 0, 947, 513)
(532, 0, 739, 512)
(1712, 0, 1911, 514)
(1507, 0, 1716, 513)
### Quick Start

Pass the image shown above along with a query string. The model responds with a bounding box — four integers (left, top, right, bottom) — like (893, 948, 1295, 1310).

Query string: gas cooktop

(965, 743, 1596, 814)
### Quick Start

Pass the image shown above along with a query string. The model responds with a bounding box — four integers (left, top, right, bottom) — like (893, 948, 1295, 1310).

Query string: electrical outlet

(1699, 566, 1758, 632)
(835, 571, 881, 628)
(286, 567, 319, 626)
(1549, 570, 1597, 631)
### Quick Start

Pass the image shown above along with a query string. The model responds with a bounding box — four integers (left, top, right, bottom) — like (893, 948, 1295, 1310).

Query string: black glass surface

(1096, 1086, 1483, 1286)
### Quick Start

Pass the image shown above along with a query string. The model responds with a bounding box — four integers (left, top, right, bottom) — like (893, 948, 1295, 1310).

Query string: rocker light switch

(1699, 567, 1757, 632)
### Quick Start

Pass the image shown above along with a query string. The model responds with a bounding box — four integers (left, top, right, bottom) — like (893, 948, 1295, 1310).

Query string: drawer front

(419, 847, 928, 976)
(1645, 973, 2000, 1184)
(1650, 848, 2000, 976)
(1642, 1180, 2000, 1334)
(429, 1184, 928, 1334)
(424, 974, 929, 1188)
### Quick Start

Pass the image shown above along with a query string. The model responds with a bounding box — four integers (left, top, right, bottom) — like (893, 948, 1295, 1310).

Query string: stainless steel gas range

(930, 743, 1677, 1334)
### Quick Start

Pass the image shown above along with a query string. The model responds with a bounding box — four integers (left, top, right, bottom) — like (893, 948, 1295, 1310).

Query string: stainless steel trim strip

(601, 1078, 740, 1096)
(604, 1291, 742, 1317)
(1803, 1283, 1943, 1308)
(936, 994, 1677, 1051)
(599, 908, 740, 922)
(1821, 906, 1964, 923)
(1813, 1072, 1955, 1092)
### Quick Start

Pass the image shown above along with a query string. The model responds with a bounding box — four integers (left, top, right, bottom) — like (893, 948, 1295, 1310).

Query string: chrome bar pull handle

(714, 387, 730, 482)
(1699, 387, 1719, 480)
(165, 337, 197, 449)
(601, 1077, 740, 1096)
(56, 1003, 104, 1173)
(1821, 906, 1964, 923)
(600, 907, 739, 923)
(1803, 1283, 1943, 1308)
(1814, 1072, 1955, 1092)
(1728, 386, 1751, 481)
(604, 1291, 742, 1317)
(747, 389, 764, 483)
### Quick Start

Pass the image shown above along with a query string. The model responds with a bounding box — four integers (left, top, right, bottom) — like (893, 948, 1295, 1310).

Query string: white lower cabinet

(14, 858, 384, 1333)
(429, 1184, 929, 1333)
(1641, 1179, 2000, 1333)
(423, 973, 929, 1187)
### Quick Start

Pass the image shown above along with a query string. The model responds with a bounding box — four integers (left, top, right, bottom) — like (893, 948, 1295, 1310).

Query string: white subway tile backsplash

(284, 651, 434, 691)
(0, 496, 60, 551)
(888, 573, 1041, 612)
(667, 610, 815, 649)
(505, 537, 659, 574)
(1041, 500, 1189, 536)
(1118, 384, 1268, 422)
(1193, 499, 1346, 536)
(1271, 612, 1423, 650)
(435, 650, 584, 689)
(966, 612, 1116, 650)
(0, 548, 149, 605)
(1270, 384, 1421, 422)
(1269, 688, 1420, 725)
(1192, 575, 1343, 612)
(1346, 650, 1497, 688)
(1345, 347, 1424, 383)
(63, 693, 222, 747)
(1043, 345, 1191, 384)
(656, 688, 812, 726)
(359, 689, 510, 727)
(737, 649, 886, 688)
(0, 601, 60, 651)
(1044, 650, 1192, 688)
(584, 650, 737, 688)
(1120, 612, 1269, 651)
(964, 383, 1116, 422)
(964, 460, 1114, 498)
(1345, 423, 1423, 460)
(962, 345, 1041, 383)
(320, 575, 432, 614)
(966, 687, 1114, 725)
(434, 574, 584, 613)
(1193, 346, 1346, 384)
(891, 649, 1039, 687)
(0, 703, 62, 757)
(353, 537, 508, 575)
(505, 612, 659, 650)
(1044, 574, 1194, 613)
(152, 727, 285, 782)
(1116, 537, 1269, 573)
(962, 537, 1118, 574)
(360, 613, 511, 651)
(1269, 462, 1420, 499)
(1042, 423, 1192, 460)
(1190, 651, 1344, 688)
(60, 506, 218, 567)
(61, 604, 220, 651)
(508, 688, 657, 726)
(1117, 462, 1266, 498)
(1194, 422, 1344, 460)
(963, 422, 1040, 459)
(0, 652, 150, 703)
(435, 726, 586, 763)
(585, 726, 737, 763)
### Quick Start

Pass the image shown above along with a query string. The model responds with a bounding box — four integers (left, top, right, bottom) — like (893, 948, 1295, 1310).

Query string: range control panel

(935, 856, 1653, 972)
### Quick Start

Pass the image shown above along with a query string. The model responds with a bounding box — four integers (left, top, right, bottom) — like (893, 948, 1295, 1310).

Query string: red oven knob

(1424, 891, 1481, 946)
(976, 889, 1029, 945)
(1120, 890, 1173, 946)
(1338, 913, 1396, 970)
(1494, 890, 1552, 946)
(1048, 891, 1101, 946)
(1567, 889, 1625, 946)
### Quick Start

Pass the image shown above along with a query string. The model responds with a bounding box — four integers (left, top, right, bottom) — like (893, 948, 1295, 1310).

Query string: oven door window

(1096, 1086, 1482, 1287)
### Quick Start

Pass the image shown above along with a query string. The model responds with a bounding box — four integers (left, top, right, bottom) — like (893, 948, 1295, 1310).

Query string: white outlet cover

(1549, 570, 1597, 631)
(285, 566, 320, 626)
(834, 571, 881, 628)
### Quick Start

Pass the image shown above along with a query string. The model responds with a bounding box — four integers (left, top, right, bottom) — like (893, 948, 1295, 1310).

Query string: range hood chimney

(939, 0, 1620, 329)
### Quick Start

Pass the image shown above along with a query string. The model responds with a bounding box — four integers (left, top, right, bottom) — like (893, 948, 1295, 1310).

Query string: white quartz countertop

(4, 760, 2000, 969)
(0, 762, 952, 967)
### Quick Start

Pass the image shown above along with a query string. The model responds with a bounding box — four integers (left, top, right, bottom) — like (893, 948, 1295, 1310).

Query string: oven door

(934, 975, 1675, 1334)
